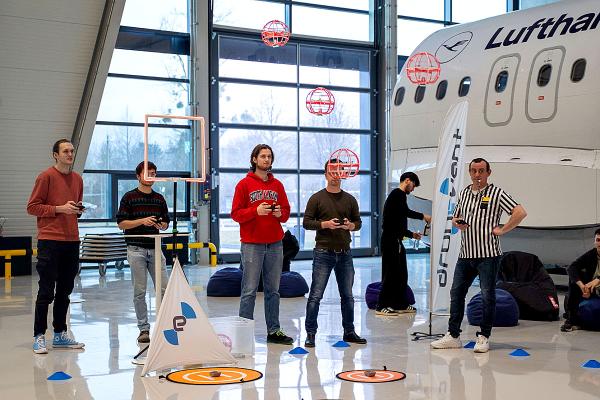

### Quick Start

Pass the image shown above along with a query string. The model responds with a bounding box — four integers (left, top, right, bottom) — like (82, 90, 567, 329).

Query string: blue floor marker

(333, 340, 350, 348)
(289, 347, 309, 355)
(464, 341, 475, 349)
(582, 360, 600, 369)
(48, 371, 72, 381)
(509, 349, 530, 357)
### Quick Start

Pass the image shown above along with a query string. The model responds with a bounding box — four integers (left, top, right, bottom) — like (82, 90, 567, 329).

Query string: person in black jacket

(562, 228, 600, 332)
(376, 172, 431, 316)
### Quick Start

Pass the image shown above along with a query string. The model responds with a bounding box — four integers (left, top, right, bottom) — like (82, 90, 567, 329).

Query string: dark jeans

(565, 282, 598, 325)
(377, 236, 409, 310)
(34, 240, 80, 336)
(305, 248, 355, 335)
(448, 256, 501, 338)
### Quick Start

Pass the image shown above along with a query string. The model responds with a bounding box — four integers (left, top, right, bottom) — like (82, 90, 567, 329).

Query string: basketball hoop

(327, 148, 360, 179)
(406, 52, 441, 85)
(261, 20, 290, 48)
(306, 87, 335, 116)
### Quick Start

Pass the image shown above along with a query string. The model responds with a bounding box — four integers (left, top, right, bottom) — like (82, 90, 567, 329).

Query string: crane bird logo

(435, 31, 473, 63)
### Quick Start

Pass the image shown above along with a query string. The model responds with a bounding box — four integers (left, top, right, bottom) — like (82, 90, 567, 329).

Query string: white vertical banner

(430, 100, 469, 315)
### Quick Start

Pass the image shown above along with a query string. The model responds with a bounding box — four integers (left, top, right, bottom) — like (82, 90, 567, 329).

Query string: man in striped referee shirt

(431, 158, 527, 353)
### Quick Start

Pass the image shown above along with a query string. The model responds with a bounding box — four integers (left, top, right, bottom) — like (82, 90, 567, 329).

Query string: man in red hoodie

(231, 144, 294, 345)
(27, 139, 85, 354)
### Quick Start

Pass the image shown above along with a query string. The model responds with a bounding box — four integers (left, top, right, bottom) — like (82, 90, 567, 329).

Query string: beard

(256, 163, 271, 172)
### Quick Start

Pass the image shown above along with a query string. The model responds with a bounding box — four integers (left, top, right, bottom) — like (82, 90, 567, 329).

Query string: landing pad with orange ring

(336, 369, 406, 383)
(167, 367, 262, 385)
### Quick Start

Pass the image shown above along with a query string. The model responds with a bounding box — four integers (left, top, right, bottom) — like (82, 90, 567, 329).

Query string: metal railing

(0, 241, 218, 279)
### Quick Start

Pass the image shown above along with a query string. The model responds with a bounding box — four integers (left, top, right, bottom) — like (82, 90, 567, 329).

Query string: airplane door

(485, 55, 520, 126)
(526, 46, 565, 122)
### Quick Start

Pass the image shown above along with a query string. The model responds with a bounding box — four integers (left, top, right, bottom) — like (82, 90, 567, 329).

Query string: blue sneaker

(52, 331, 85, 349)
(33, 334, 48, 354)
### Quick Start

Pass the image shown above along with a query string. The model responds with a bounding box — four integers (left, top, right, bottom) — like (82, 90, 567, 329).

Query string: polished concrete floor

(1, 254, 599, 400)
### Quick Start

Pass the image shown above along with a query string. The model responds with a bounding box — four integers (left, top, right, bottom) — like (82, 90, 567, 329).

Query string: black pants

(34, 240, 80, 336)
(377, 236, 409, 310)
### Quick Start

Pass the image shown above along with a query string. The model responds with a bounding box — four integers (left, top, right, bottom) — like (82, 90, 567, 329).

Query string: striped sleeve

(452, 188, 466, 218)
(498, 190, 518, 214)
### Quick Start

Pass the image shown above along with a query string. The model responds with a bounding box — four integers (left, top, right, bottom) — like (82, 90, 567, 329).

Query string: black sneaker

(343, 331, 367, 344)
(560, 321, 579, 332)
(137, 330, 150, 343)
(305, 333, 315, 348)
(267, 329, 293, 345)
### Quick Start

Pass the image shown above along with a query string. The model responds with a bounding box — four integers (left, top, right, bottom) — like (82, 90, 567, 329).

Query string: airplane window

(414, 85, 426, 103)
(458, 77, 471, 97)
(436, 80, 447, 100)
(537, 64, 552, 87)
(394, 87, 405, 106)
(495, 71, 509, 93)
(570, 59, 586, 82)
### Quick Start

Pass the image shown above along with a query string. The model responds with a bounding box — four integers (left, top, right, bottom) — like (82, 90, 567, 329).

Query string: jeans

(239, 241, 283, 334)
(305, 248, 355, 335)
(127, 245, 168, 332)
(448, 256, 501, 338)
(34, 240, 80, 336)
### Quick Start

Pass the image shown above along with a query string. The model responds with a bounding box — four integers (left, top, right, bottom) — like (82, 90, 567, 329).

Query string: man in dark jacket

(376, 172, 430, 316)
(562, 228, 600, 332)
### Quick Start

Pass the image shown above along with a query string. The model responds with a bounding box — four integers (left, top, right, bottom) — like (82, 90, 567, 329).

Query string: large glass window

(397, 19, 444, 56)
(213, 0, 372, 42)
(292, 6, 371, 42)
(299, 46, 371, 89)
(121, 0, 188, 32)
(83, 3, 191, 223)
(213, 0, 286, 29)
(397, 0, 444, 20)
(214, 32, 375, 258)
(85, 126, 191, 172)
(219, 83, 298, 126)
(452, 0, 506, 23)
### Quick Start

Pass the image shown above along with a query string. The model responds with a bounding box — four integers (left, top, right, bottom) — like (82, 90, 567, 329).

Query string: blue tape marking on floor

(582, 360, 600, 369)
(47, 371, 72, 381)
(333, 341, 350, 348)
(289, 346, 309, 355)
(464, 341, 475, 349)
(509, 349, 530, 357)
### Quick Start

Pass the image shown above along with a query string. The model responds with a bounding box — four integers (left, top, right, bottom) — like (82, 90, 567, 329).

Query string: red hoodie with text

(231, 172, 290, 244)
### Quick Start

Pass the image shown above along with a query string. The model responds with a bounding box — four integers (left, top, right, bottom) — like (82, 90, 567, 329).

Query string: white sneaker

(474, 335, 489, 353)
(375, 307, 399, 316)
(395, 305, 417, 314)
(431, 332, 462, 349)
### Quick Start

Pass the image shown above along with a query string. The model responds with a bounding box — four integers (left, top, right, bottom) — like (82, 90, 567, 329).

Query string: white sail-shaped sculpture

(141, 259, 236, 376)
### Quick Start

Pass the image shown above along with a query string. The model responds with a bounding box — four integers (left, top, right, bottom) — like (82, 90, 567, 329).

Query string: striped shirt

(116, 188, 169, 248)
(453, 184, 518, 258)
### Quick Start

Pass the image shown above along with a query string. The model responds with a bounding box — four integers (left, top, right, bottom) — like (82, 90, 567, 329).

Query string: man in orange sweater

(27, 139, 85, 354)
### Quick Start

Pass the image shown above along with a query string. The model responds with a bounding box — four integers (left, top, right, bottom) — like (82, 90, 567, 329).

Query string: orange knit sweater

(26, 167, 83, 241)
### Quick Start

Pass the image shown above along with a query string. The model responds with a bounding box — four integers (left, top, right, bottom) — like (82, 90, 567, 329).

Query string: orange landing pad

(336, 369, 406, 383)
(167, 367, 262, 385)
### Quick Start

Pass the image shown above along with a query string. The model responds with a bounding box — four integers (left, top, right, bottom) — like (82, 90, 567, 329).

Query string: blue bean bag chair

(279, 271, 309, 298)
(206, 267, 242, 297)
(467, 288, 519, 327)
(578, 298, 600, 331)
(365, 281, 415, 310)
